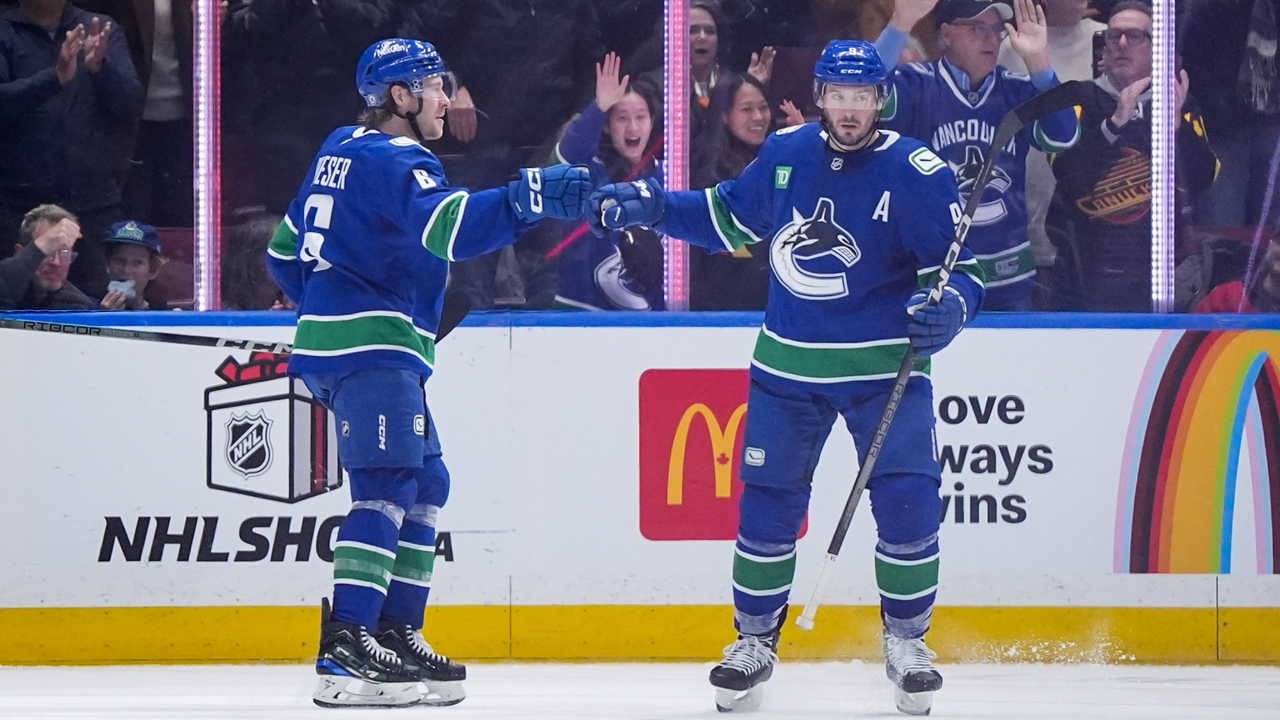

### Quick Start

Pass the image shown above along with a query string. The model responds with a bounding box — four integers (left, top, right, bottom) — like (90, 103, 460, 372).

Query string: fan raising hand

(1006, 0, 1050, 75)
(595, 52, 630, 113)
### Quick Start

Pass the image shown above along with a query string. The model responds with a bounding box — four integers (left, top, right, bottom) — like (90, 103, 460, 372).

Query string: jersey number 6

(300, 193, 334, 271)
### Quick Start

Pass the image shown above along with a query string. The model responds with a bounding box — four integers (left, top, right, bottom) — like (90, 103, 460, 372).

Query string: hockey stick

(0, 288, 474, 353)
(795, 80, 1090, 631)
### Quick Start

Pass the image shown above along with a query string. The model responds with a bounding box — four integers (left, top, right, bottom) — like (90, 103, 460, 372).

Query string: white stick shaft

(795, 552, 839, 631)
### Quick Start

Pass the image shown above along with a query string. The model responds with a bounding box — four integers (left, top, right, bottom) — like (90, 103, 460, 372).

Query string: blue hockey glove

(508, 164, 592, 223)
(588, 179, 665, 234)
(905, 286, 969, 356)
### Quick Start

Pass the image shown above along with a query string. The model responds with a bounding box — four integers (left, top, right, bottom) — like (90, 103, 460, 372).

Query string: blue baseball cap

(105, 220, 163, 255)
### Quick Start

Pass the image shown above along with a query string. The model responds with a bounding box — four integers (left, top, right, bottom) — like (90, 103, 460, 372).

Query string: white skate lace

(720, 634, 777, 674)
(886, 636, 937, 674)
(406, 628, 450, 663)
(361, 631, 402, 668)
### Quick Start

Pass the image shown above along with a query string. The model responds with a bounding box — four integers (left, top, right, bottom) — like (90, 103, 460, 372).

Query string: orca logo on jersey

(949, 145, 1013, 226)
(770, 197, 862, 300)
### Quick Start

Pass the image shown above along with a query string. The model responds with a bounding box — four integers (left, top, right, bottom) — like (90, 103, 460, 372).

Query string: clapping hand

(780, 99, 805, 127)
(1111, 76, 1150, 128)
(56, 24, 85, 84)
(596, 52, 629, 113)
(83, 17, 112, 74)
(1006, 0, 1049, 75)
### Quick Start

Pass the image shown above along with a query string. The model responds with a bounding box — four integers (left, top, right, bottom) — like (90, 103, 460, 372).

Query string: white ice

(1, 662, 1278, 719)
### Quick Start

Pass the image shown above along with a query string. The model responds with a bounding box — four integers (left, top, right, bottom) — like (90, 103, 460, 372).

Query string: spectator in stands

(222, 209, 287, 310)
(0, 204, 96, 310)
(222, 0, 396, 215)
(689, 72, 774, 310)
(998, 0, 1105, 300)
(552, 53, 665, 311)
(98, 219, 167, 310)
(1183, 0, 1280, 229)
(0, 0, 143, 300)
(114, 0, 195, 228)
(402, 0, 602, 311)
(1046, 1, 1218, 312)
(875, 0, 1080, 310)
(1193, 236, 1280, 313)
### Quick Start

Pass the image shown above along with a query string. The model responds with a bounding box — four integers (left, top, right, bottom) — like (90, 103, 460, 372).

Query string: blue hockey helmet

(813, 40, 889, 108)
(356, 38, 456, 108)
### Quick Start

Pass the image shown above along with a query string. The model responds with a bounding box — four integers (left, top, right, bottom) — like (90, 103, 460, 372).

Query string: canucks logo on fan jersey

(950, 145, 1012, 227)
(769, 198, 861, 300)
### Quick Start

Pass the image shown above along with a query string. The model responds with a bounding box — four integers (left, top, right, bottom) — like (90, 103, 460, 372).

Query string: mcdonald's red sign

(639, 369, 750, 540)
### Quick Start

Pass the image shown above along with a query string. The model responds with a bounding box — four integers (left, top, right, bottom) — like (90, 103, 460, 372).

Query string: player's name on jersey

(312, 155, 353, 191)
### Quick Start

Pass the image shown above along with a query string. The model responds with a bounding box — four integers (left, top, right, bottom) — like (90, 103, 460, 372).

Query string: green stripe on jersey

(752, 330, 930, 383)
(732, 549, 797, 595)
(293, 312, 435, 366)
(423, 192, 468, 260)
(973, 243, 1035, 288)
(917, 259, 986, 290)
(390, 542, 436, 587)
(267, 219, 298, 259)
(707, 188, 763, 252)
(333, 543, 396, 592)
(1033, 116, 1080, 153)
(875, 553, 939, 600)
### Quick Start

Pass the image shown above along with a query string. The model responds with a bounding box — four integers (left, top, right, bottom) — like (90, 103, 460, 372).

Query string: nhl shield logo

(225, 411, 273, 479)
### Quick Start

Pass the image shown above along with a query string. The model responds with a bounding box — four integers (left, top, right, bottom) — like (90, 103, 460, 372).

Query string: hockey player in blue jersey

(875, 0, 1079, 310)
(265, 38, 591, 709)
(590, 41, 985, 716)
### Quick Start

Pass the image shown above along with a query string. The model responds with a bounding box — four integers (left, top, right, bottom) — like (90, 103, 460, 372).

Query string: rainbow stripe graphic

(1116, 330, 1280, 574)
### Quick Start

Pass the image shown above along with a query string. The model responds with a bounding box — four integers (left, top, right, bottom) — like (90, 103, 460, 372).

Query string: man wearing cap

(875, 0, 1080, 310)
(99, 220, 167, 310)
(0, 203, 96, 310)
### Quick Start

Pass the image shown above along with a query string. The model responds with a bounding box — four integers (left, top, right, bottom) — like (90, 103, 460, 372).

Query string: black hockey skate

(312, 598, 423, 708)
(709, 628, 780, 713)
(884, 634, 943, 716)
(376, 622, 467, 706)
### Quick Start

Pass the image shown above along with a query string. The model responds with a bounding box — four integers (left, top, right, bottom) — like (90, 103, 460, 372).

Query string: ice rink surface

(2, 662, 1279, 720)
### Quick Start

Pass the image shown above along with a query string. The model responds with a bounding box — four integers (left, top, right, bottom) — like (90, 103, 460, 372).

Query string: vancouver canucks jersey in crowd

(552, 102, 665, 311)
(266, 126, 528, 378)
(876, 32, 1079, 308)
(658, 123, 986, 390)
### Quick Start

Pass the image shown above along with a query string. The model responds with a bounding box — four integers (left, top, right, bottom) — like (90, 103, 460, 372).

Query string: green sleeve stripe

(706, 188, 763, 252)
(422, 191, 469, 260)
(1033, 115, 1081, 153)
(267, 220, 298, 260)
(553, 144, 568, 165)
(918, 260, 986, 289)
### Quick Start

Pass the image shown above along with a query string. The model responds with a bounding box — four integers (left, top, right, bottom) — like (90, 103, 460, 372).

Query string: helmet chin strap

(392, 93, 428, 144)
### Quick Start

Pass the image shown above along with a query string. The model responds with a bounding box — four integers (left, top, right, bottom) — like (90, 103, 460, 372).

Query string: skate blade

(894, 687, 933, 716)
(312, 675, 422, 708)
(715, 686, 764, 713)
(418, 680, 466, 706)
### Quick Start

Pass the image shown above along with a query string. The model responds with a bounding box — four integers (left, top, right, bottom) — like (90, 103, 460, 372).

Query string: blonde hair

(19, 204, 78, 245)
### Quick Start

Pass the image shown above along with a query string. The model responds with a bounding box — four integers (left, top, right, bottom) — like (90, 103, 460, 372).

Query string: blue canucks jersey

(879, 58, 1079, 306)
(658, 123, 986, 389)
(266, 126, 527, 378)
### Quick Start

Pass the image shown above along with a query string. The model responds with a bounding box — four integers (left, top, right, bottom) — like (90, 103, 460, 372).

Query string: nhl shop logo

(225, 411, 273, 479)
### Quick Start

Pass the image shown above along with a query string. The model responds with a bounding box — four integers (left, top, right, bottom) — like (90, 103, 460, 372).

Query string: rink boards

(0, 311, 1277, 665)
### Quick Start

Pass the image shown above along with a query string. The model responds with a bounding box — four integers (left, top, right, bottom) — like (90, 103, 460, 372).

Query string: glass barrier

(0, 0, 195, 311)
(202, 0, 1212, 315)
